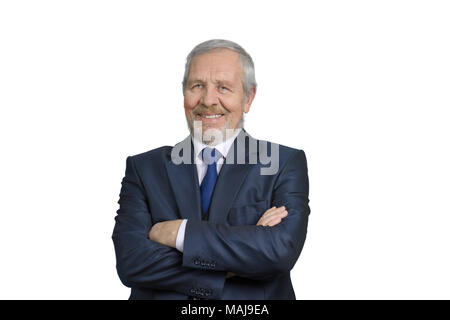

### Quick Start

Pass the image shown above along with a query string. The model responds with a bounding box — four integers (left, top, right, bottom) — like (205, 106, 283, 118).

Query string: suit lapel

(165, 135, 202, 221)
(207, 129, 258, 224)
(165, 130, 258, 223)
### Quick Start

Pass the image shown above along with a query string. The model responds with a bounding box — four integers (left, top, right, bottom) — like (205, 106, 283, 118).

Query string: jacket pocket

(227, 200, 270, 226)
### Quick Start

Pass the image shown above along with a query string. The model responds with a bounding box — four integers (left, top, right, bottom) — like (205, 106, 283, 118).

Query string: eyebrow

(216, 80, 234, 86)
(187, 78, 235, 86)
(187, 79, 205, 85)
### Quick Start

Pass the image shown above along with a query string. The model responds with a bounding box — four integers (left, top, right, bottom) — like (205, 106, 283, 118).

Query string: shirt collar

(192, 128, 242, 162)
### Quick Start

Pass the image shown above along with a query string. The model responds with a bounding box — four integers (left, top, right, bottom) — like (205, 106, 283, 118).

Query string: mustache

(192, 104, 228, 115)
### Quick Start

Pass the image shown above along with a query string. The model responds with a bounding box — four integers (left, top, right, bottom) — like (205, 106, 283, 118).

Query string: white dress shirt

(175, 128, 242, 252)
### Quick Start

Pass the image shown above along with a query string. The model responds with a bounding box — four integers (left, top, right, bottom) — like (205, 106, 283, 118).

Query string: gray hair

(182, 39, 257, 97)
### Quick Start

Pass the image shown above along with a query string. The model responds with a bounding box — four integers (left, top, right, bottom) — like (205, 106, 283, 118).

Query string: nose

(201, 85, 219, 108)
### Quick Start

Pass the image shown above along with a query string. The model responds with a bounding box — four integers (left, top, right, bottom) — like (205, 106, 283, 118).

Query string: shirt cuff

(175, 219, 187, 252)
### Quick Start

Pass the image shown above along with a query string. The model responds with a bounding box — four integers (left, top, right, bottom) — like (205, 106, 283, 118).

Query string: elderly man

(112, 39, 310, 300)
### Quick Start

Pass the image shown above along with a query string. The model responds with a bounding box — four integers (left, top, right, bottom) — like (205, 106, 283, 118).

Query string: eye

(192, 84, 203, 89)
(219, 86, 228, 92)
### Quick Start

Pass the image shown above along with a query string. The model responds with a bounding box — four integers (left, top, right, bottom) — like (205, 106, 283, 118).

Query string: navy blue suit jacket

(112, 130, 310, 299)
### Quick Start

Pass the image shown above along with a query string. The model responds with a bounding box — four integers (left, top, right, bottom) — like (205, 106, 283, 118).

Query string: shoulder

(244, 130, 305, 160)
(279, 143, 306, 159)
(126, 145, 172, 169)
(247, 134, 307, 177)
(256, 137, 306, 164)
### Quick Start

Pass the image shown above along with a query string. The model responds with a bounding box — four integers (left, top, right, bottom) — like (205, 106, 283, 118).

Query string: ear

(243, 87, 257, 113)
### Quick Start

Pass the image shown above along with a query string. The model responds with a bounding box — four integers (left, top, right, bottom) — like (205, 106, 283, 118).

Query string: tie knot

(202, 147, 222, 165)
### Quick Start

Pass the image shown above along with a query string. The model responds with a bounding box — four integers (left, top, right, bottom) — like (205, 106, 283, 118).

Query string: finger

(261, 206, 286, 221)
(257, 207, 280, 225)
(257, 206, 286, 226)
(262, 206, 278, 215)
(258, 209, 288, 226)
(264, 210, 288, 226)
(266, 216, 282, 227)
(261, 206, 285, 218)
(265, 211, 288, 226)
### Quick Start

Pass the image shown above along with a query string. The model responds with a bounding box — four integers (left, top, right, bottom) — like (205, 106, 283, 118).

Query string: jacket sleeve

(112, 156, 226, 299)
(182, 150, 310, 279)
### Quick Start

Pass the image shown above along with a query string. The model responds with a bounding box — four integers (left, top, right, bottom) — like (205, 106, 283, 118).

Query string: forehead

(188, 48, 243, 81)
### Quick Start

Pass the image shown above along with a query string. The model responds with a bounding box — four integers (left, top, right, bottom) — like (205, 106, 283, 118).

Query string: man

(112, 39, 310, 300)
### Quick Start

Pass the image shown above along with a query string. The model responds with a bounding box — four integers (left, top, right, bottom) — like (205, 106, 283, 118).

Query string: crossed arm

(113, 150, 309, 298)
(148, 206, 288, 248)
(148, 206, 289, 278)
(113, 156, 227, 299)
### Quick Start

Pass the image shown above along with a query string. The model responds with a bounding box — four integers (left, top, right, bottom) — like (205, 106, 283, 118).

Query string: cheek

(184, 95, 198, 111)
(221, 96, 243, 115)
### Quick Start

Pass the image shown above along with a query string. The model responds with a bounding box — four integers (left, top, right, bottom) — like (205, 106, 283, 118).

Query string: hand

(256, 206, 288, 227)
(148, 219, 183, 248)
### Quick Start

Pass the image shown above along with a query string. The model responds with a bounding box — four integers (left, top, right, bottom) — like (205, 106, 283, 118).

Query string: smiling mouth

(196, 113, 225, 119)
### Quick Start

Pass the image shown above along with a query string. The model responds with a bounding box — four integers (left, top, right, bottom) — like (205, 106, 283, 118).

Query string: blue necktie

(200, 147, 222, 217)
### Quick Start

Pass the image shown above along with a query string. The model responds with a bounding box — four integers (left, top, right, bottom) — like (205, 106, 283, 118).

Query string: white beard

(187, 113, 244, 146)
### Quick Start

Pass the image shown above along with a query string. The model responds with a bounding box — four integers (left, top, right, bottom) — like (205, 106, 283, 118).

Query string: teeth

(202, 114, 222, 119)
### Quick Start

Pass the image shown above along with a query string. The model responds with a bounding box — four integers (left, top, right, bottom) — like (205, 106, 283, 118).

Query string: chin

(201, 127, 226, 145)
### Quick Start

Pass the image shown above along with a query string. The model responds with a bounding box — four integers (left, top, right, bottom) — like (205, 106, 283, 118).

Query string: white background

(1, 0, 449, 299)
